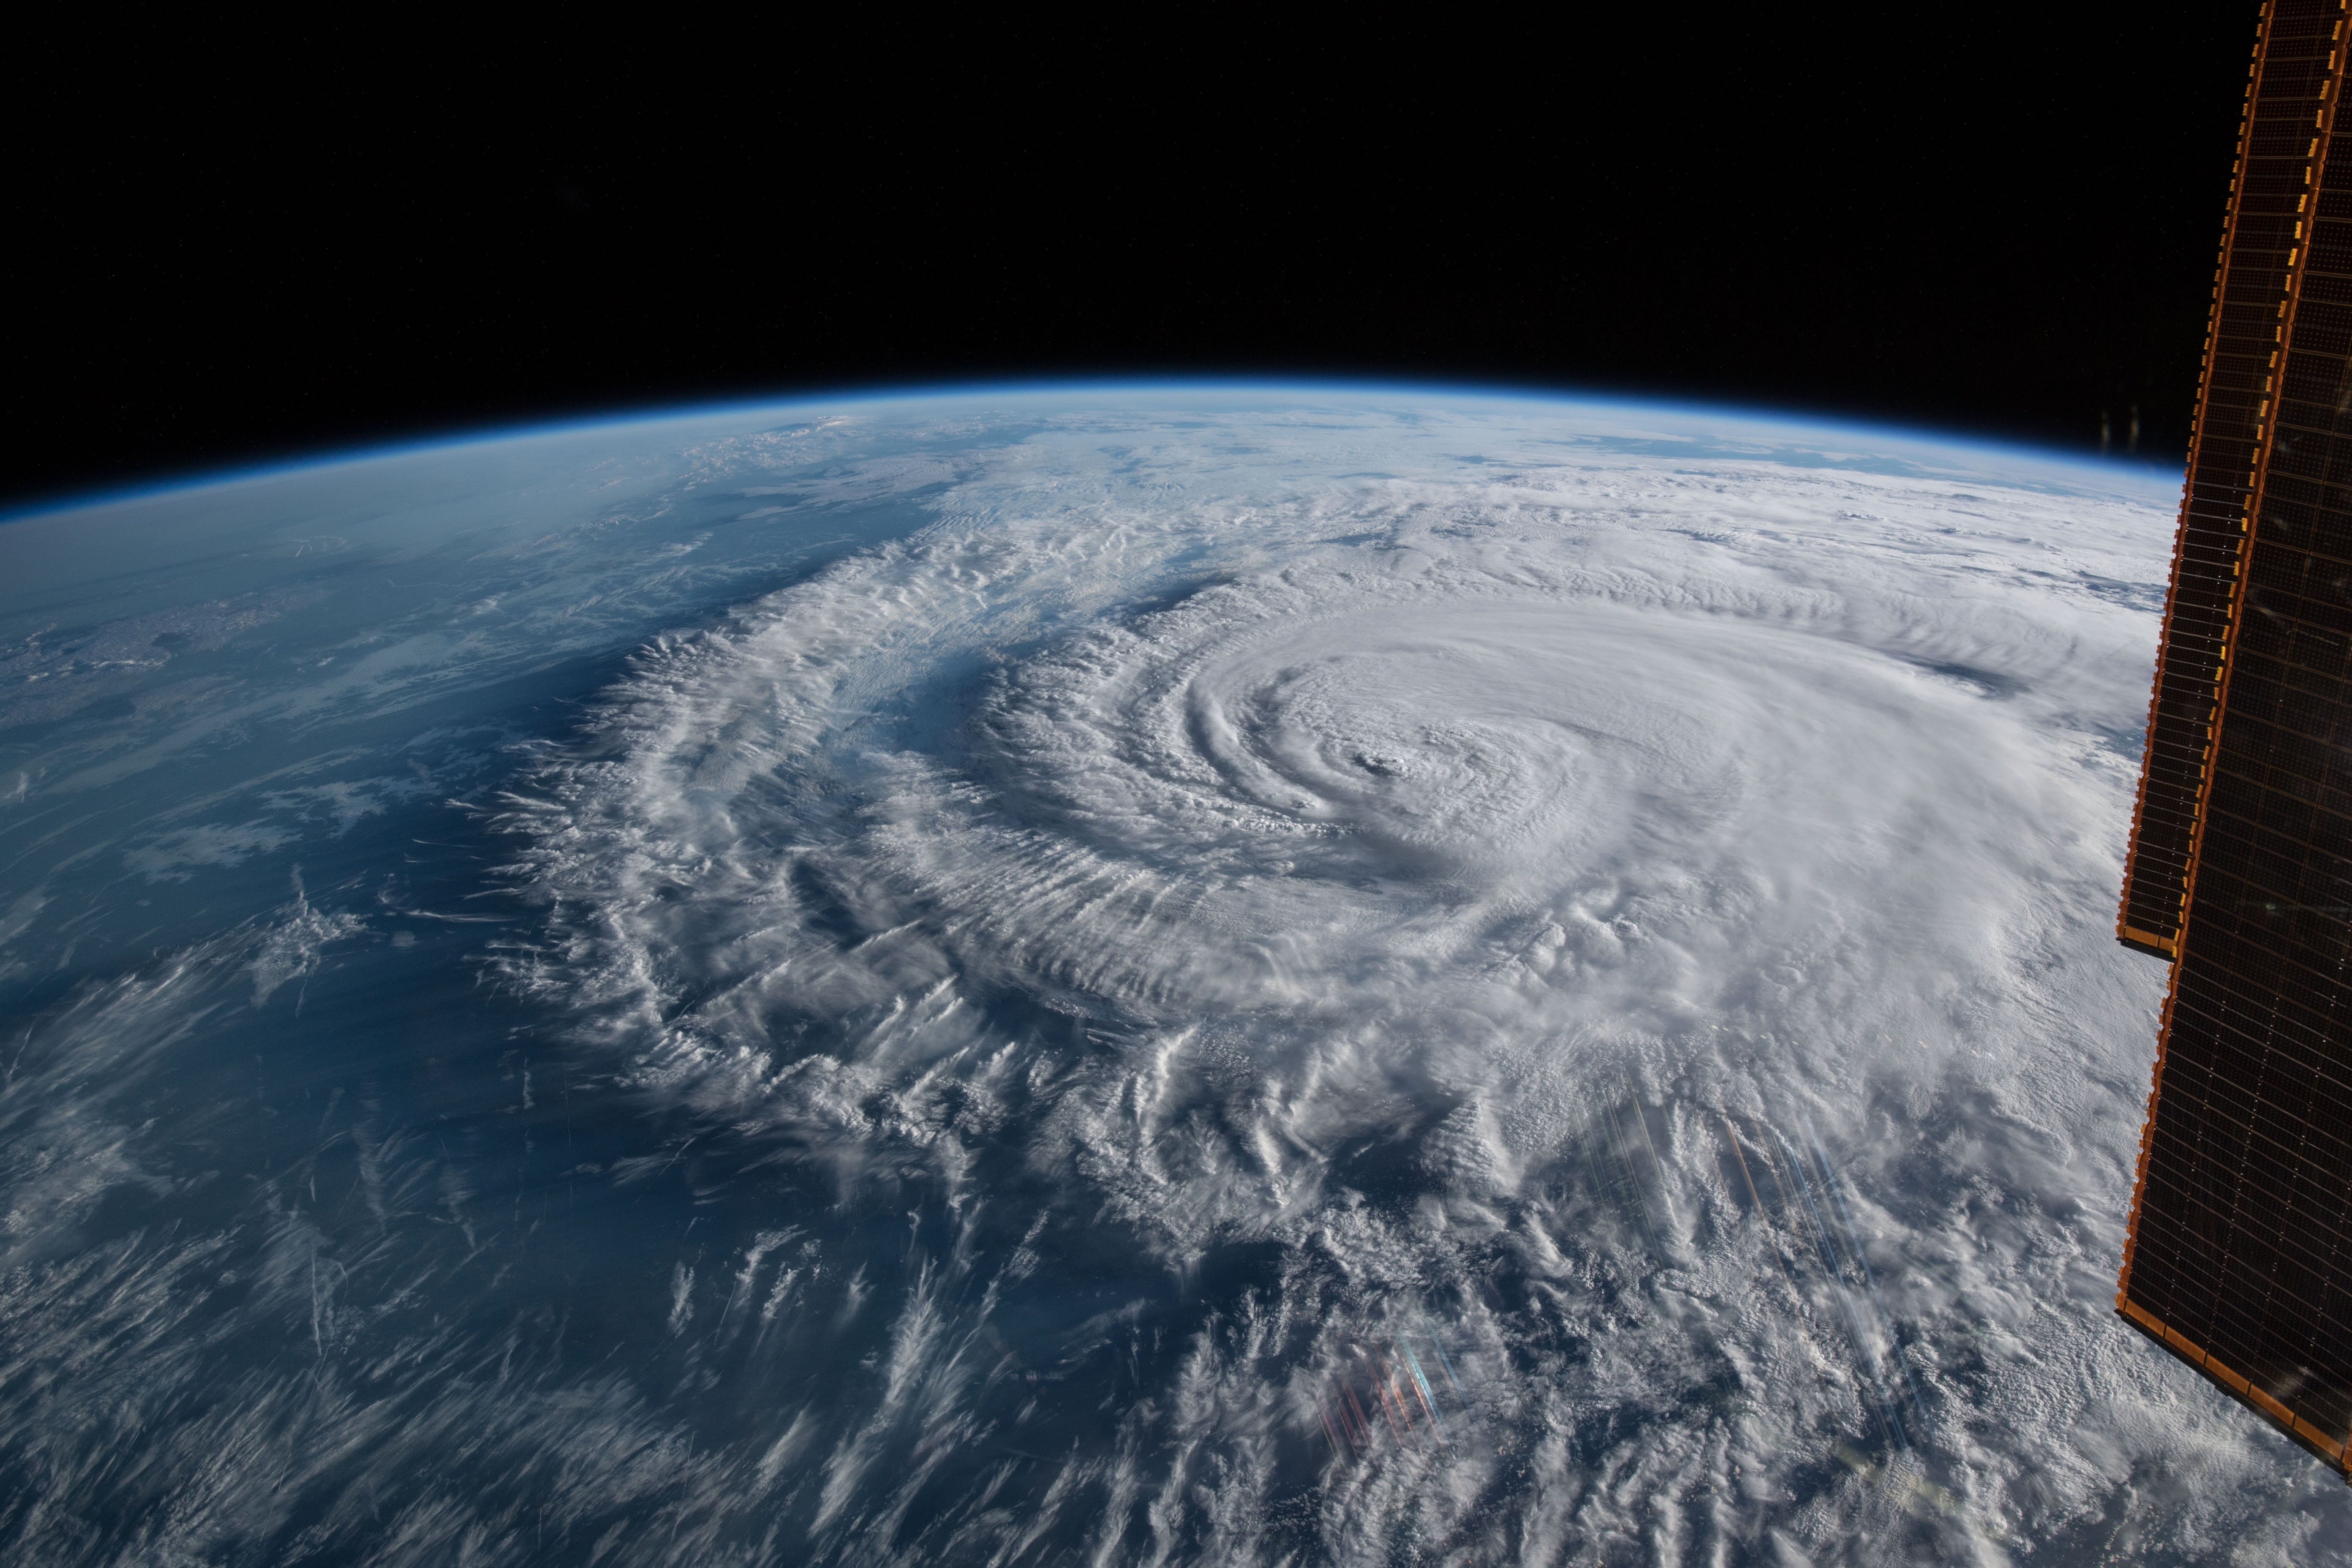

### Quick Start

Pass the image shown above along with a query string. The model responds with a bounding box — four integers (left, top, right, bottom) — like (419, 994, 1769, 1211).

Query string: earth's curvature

(3, 387, 2343, 1564)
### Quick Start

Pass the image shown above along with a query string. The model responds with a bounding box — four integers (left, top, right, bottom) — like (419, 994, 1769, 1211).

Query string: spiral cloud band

(5, 393, 2338, 1565)
(488, 400, 2293, 1560)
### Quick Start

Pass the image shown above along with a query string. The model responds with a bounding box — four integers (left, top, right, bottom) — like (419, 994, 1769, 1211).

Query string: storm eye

(1353, 752, 1401, 777)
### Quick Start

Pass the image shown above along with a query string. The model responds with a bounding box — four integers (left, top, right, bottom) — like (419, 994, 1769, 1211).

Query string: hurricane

(3, 389, 2342, 1565)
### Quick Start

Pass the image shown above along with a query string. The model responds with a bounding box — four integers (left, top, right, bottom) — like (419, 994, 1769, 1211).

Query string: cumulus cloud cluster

(5, 398, 2340, 1565)
(488, 409, 2322, 1561)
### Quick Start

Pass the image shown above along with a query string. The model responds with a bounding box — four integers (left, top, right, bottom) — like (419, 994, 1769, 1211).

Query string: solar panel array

(2118, 0, 2352, 1478)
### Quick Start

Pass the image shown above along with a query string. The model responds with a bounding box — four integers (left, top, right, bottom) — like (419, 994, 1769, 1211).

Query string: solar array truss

(2117, 0, 2352, 1480)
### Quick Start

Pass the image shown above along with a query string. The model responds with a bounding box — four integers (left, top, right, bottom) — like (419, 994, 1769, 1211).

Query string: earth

(3, 387, 2345, 1565)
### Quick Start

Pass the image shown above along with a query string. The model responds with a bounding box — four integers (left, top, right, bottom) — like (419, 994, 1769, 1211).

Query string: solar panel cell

(2118, 12, 2352, 1472)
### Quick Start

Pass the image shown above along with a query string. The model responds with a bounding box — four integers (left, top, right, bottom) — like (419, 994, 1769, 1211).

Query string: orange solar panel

(2117, 0, 2352, 1478)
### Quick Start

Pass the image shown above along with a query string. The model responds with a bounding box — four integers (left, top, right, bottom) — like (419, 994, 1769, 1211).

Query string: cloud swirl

(484, 408, 2308, 1561)
(12, 397, 2316, 1565)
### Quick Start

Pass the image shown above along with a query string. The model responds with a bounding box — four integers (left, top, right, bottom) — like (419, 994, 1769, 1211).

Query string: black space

(7, 7, 2261, 510)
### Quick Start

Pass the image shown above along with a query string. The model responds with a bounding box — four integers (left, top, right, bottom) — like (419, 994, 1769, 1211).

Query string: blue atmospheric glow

(5, 378, 2180, 524)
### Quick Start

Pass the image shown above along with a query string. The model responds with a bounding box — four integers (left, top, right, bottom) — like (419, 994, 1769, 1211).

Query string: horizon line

(3, 376, 2188, 523)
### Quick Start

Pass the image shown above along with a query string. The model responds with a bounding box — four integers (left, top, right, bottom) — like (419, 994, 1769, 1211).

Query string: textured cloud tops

(3, 390, 2332, 1562)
